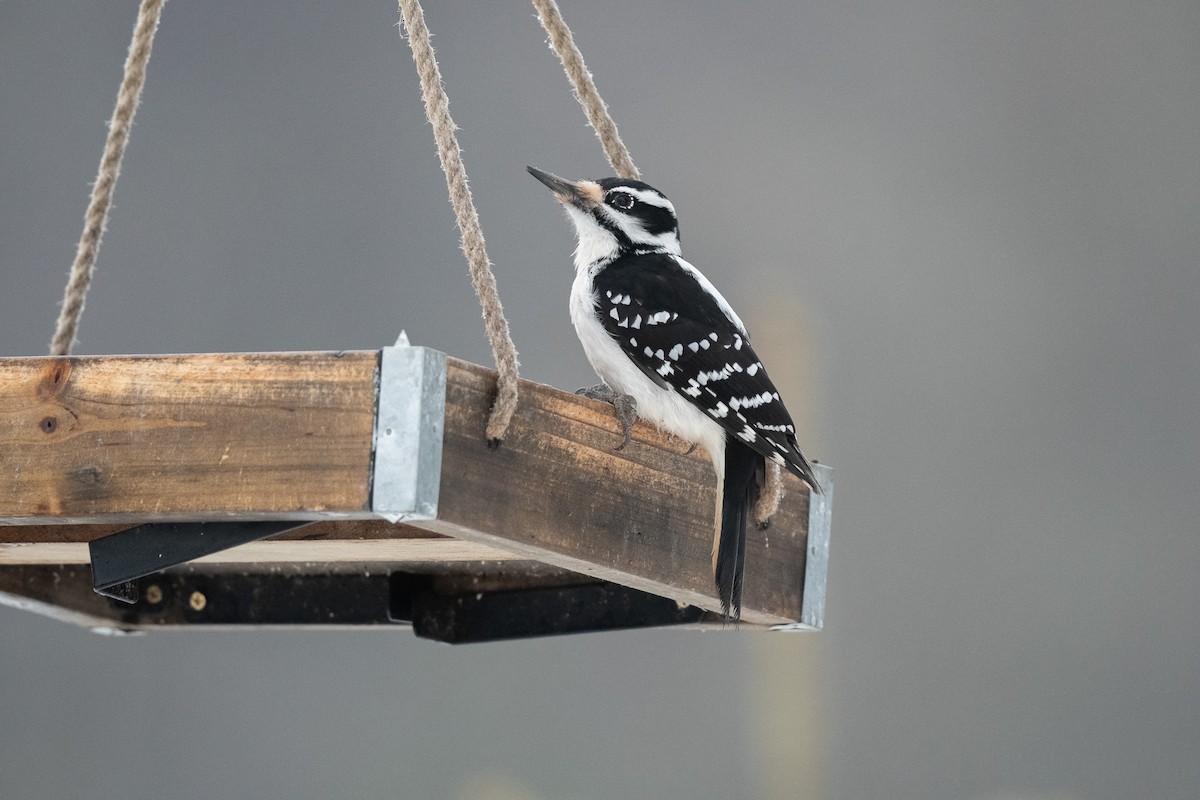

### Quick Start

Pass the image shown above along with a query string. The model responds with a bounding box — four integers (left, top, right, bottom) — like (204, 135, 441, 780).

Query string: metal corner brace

(773, 462, 834, 632)
(800, 463, 834, 630)
(371, 344, 447, 522)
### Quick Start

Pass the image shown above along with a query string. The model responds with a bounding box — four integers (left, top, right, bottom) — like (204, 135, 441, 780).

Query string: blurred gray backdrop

(2, 2, 1198, 799)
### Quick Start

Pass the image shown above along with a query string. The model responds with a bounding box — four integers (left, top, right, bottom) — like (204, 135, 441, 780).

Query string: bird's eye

(610, 193, 635, 211)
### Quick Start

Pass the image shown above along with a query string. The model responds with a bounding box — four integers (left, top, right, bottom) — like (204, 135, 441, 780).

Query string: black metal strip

(89, 521, 307, 603)
(391, 573, 707, 643)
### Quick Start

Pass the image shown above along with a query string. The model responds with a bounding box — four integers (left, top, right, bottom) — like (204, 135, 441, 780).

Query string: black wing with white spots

(592, 252, 818, 490)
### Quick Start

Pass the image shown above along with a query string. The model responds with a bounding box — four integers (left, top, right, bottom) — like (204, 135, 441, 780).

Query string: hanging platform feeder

(0, 347, 831, 641)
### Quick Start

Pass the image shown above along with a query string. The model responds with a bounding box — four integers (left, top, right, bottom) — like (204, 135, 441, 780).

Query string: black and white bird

(528, 166, 821, 618)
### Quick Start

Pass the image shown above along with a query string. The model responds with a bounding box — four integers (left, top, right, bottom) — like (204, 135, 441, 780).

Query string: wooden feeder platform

(0, 347, 831, 643)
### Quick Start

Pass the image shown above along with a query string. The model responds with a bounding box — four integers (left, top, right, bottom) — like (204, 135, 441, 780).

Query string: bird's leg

(576, 383, 638, 450)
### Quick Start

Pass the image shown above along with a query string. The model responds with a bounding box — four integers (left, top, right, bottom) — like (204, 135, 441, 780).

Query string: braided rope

(398, 0, 519, 442)
(50, 0, 165, 356)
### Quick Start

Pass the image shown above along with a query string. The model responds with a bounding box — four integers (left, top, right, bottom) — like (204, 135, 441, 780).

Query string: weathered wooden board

(0, 352, 379, 522)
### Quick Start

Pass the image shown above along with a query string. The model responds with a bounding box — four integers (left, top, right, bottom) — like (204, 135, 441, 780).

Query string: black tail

(715, 437, 764, 620)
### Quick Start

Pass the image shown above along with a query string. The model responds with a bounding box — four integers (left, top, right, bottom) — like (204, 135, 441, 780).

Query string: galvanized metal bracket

(773, 462, 834, 632)
(371, 344, 446, 522)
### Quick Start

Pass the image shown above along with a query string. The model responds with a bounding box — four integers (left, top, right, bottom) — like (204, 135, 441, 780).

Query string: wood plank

(0, 538, 521, 566)
(0, 519, 522, 565)
(0, 519, 444, 545)
(414, 358, 812, 625)
(0, 352, 378, 523)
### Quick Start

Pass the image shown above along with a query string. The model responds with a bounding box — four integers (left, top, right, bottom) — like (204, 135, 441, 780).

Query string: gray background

(2, 2, 1198, 799)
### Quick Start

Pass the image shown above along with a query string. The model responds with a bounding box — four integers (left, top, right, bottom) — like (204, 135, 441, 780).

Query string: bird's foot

(576, 383, 638, 450)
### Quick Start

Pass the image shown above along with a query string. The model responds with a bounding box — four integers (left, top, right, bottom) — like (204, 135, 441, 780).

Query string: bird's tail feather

(784, 438, 823, 495)
(715, 437, 763, 620)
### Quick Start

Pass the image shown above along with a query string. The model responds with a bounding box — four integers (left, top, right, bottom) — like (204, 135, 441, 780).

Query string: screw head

(144, 584, 163, 604)
(188, 590, 207, 612)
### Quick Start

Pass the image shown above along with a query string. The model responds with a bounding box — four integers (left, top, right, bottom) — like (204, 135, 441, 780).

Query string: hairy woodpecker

(528, 166, 820, 618)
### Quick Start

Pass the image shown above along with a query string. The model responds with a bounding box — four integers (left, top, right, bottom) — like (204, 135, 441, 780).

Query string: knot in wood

(37, 359, 72, 400)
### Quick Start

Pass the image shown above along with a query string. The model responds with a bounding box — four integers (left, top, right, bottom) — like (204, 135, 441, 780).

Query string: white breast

(569, 270, 726, 475)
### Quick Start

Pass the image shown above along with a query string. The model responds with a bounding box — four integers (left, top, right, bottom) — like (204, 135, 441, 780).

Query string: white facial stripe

(598, 206, 680, 254)
(631, 230, 680, 252)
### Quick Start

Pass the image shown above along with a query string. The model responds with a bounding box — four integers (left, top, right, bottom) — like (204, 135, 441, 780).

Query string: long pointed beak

(527, 166, 600, 210)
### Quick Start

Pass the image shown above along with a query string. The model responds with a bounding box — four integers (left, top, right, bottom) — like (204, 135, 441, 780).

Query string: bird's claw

(575, 383, 613, 401)
(610, 394, 638, 450)
(576, 383, 638, 450)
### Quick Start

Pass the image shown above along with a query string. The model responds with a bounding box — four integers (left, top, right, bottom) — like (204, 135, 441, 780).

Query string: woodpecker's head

(528, 167, 681, 266)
